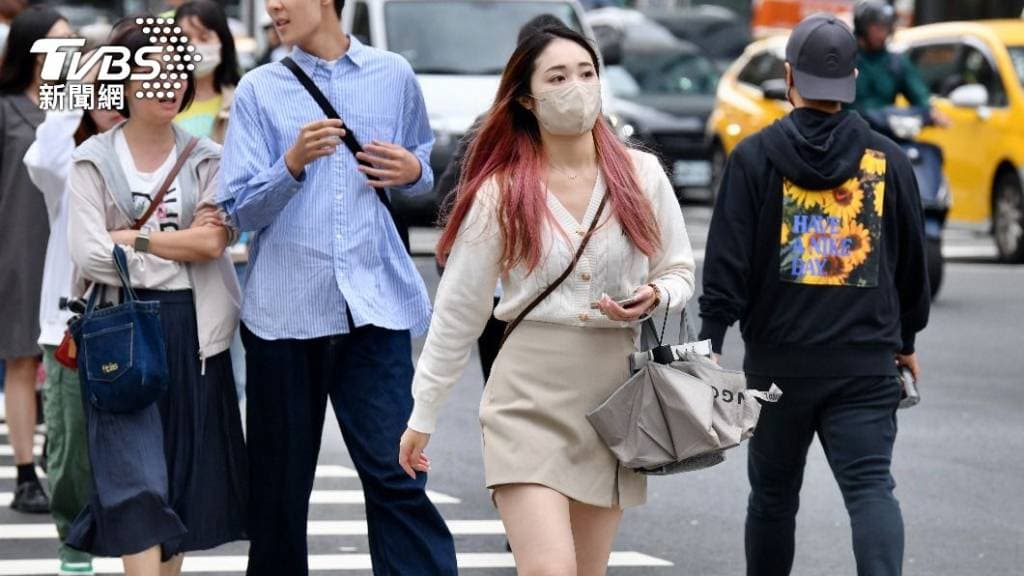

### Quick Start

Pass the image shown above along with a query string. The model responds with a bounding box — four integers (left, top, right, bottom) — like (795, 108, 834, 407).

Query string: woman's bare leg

(160, 553, 184, 576)
(4, 357, 40, 467)
(122, 545, 160, 576)
(569, 500, 623, 576)
(495, 484, 577, 576)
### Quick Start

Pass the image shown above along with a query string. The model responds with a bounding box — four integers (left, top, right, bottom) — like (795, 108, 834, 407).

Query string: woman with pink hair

(399, 22, 696, 575)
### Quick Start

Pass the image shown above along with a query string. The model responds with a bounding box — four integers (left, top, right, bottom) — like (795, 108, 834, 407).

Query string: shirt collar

(291, 34, 367, 71)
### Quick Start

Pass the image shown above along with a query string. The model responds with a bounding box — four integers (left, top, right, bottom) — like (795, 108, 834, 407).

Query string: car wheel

(710, 143, 727, 206)
(926, 237, 943, 300)
(994, 171, 1024, 263)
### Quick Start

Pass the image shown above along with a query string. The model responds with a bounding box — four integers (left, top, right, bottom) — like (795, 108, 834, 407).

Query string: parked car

(342, 0, 599, 226)
(642, 4, 751, 70)
(895, 20, 1024, 262)
(589, 8, 720, 198)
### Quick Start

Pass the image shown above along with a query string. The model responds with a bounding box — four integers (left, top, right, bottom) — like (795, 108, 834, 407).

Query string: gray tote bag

(586, 305, 781, 475)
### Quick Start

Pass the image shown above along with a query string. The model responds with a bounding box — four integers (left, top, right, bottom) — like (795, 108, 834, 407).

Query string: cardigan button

(580, 272, 591, 282)
(579, 313, 590, 322)
(576, 228, 585, 236)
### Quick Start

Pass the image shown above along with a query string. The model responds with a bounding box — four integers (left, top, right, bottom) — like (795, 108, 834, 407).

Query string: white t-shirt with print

(114, 130, 191, 289)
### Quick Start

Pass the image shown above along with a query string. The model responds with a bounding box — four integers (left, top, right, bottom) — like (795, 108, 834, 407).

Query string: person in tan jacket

(64, 22, 247, 576)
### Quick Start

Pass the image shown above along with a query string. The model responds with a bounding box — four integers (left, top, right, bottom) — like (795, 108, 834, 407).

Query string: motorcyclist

(850, 0, 946, 125)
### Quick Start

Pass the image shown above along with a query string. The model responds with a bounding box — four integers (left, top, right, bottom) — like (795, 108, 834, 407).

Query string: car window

(907, 43, 959, 95)
(619, 50, 720, 96)
(352, 1, 371, 46)
(385, 1, 582, 75)
(958, 45, 1007, 106)
(909, 42, 1007, 106)
(737, 52, 785, 88)
(606, 65, 641, 98)
(1008, 47, 1024, 90)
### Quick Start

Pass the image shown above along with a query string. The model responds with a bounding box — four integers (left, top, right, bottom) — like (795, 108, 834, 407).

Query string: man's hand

(897, 352, 921, 382)
(930, 106, 952, 128)
(356, 141, 422, 188)
(285, 119, 347, 179)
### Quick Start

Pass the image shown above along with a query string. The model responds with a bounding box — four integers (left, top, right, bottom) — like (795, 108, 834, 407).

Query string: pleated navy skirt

(67, 289, 248, 559)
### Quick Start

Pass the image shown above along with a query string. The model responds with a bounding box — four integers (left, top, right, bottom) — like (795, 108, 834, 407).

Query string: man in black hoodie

(699, 14, 929, 576)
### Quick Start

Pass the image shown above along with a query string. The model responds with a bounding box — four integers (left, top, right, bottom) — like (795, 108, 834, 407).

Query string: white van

(341, 0, 600, 223)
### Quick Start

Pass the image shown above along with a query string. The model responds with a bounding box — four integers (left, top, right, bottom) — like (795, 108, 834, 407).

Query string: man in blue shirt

(219, 0, 457, 574)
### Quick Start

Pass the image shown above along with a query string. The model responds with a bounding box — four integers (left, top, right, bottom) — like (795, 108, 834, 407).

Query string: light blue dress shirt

(219, 38, 434, 340)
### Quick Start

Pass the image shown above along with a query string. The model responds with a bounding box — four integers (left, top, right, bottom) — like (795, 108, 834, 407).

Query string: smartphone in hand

(590, 294, 641, 310)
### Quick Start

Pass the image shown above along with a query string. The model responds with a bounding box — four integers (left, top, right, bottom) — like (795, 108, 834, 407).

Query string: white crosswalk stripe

(0, 445, 43, 457)
(0, 425, 45, 437)
(0, 489, 460, 508)
(0, 467, 45, 480)
(0, 465, 350, 481)
(0, 552, 673, 574)
(0, 519, 508, 540)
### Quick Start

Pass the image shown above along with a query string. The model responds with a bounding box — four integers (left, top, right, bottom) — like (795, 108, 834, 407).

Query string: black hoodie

(699, 108, 930, 378)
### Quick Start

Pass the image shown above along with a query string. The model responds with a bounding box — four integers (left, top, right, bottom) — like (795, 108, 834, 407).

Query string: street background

(2, 208, 1021, 574)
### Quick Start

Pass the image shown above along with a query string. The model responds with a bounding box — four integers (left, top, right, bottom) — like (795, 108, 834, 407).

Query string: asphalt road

(1, 206, 1021, 575)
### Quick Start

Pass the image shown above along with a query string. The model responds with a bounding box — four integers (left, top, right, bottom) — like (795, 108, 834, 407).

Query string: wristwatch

(134, 228, 151, 253)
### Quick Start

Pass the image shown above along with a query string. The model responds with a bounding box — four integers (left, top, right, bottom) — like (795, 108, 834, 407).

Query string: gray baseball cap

(785, 13, 858, 103)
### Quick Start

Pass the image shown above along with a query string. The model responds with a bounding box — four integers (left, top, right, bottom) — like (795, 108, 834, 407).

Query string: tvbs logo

(30, 18, 200, 100)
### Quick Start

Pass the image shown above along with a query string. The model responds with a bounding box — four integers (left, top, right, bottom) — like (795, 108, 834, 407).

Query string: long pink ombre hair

(436, 26, 660, 272)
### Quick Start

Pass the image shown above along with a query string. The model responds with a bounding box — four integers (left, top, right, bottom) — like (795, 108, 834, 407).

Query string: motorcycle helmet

(853, 0, 896, 38)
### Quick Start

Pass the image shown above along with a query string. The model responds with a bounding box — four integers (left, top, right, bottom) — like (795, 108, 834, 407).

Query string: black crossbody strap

(281, 56, 410, 251)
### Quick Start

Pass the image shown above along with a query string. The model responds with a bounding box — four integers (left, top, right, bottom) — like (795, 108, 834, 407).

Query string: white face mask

(531, 80, 602, 136)
(192, 42, 222, 78)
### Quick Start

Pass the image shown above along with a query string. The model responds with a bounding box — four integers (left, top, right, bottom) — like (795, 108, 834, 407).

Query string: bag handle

(82, 136, 199, 310)
(499, 194, 610, 348)
(280, 57, 410, 252)
(640, 305, 696, 351)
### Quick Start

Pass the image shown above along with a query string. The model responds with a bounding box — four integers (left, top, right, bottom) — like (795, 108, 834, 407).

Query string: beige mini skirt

(479, 321, 646, 509)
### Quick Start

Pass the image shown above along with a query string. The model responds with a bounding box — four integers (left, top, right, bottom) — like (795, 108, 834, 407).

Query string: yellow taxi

(895, 20, 1024, 262)
(708, 21, 1024, 262)
(707, 35, 790, 196)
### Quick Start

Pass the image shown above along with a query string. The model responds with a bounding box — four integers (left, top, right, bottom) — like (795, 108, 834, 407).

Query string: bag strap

(499, 194, 610, 348)
(641, 304, 697, 351)
(280, 57, 409, 251)
(133, 136, 199, 230)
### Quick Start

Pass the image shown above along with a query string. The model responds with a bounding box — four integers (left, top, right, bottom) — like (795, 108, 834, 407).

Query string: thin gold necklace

(548, 162, 595, 181)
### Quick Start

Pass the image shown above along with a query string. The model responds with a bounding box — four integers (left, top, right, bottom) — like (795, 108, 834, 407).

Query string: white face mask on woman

(531, 80, 602, 136)
(192, 42, 222, 78)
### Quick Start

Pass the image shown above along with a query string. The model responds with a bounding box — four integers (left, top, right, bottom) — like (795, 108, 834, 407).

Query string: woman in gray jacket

(65, 21, 247, 576)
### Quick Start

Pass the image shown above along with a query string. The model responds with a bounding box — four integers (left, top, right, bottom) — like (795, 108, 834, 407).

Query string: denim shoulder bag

(70, 245, 170, 413)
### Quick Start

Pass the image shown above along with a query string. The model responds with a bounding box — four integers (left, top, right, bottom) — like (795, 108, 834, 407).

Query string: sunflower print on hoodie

(779, 149, 886, 287)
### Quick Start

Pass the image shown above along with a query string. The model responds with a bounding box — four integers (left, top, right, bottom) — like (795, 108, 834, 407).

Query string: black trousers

(745, 374, 904, 576)
(241, 323, 457, 576)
